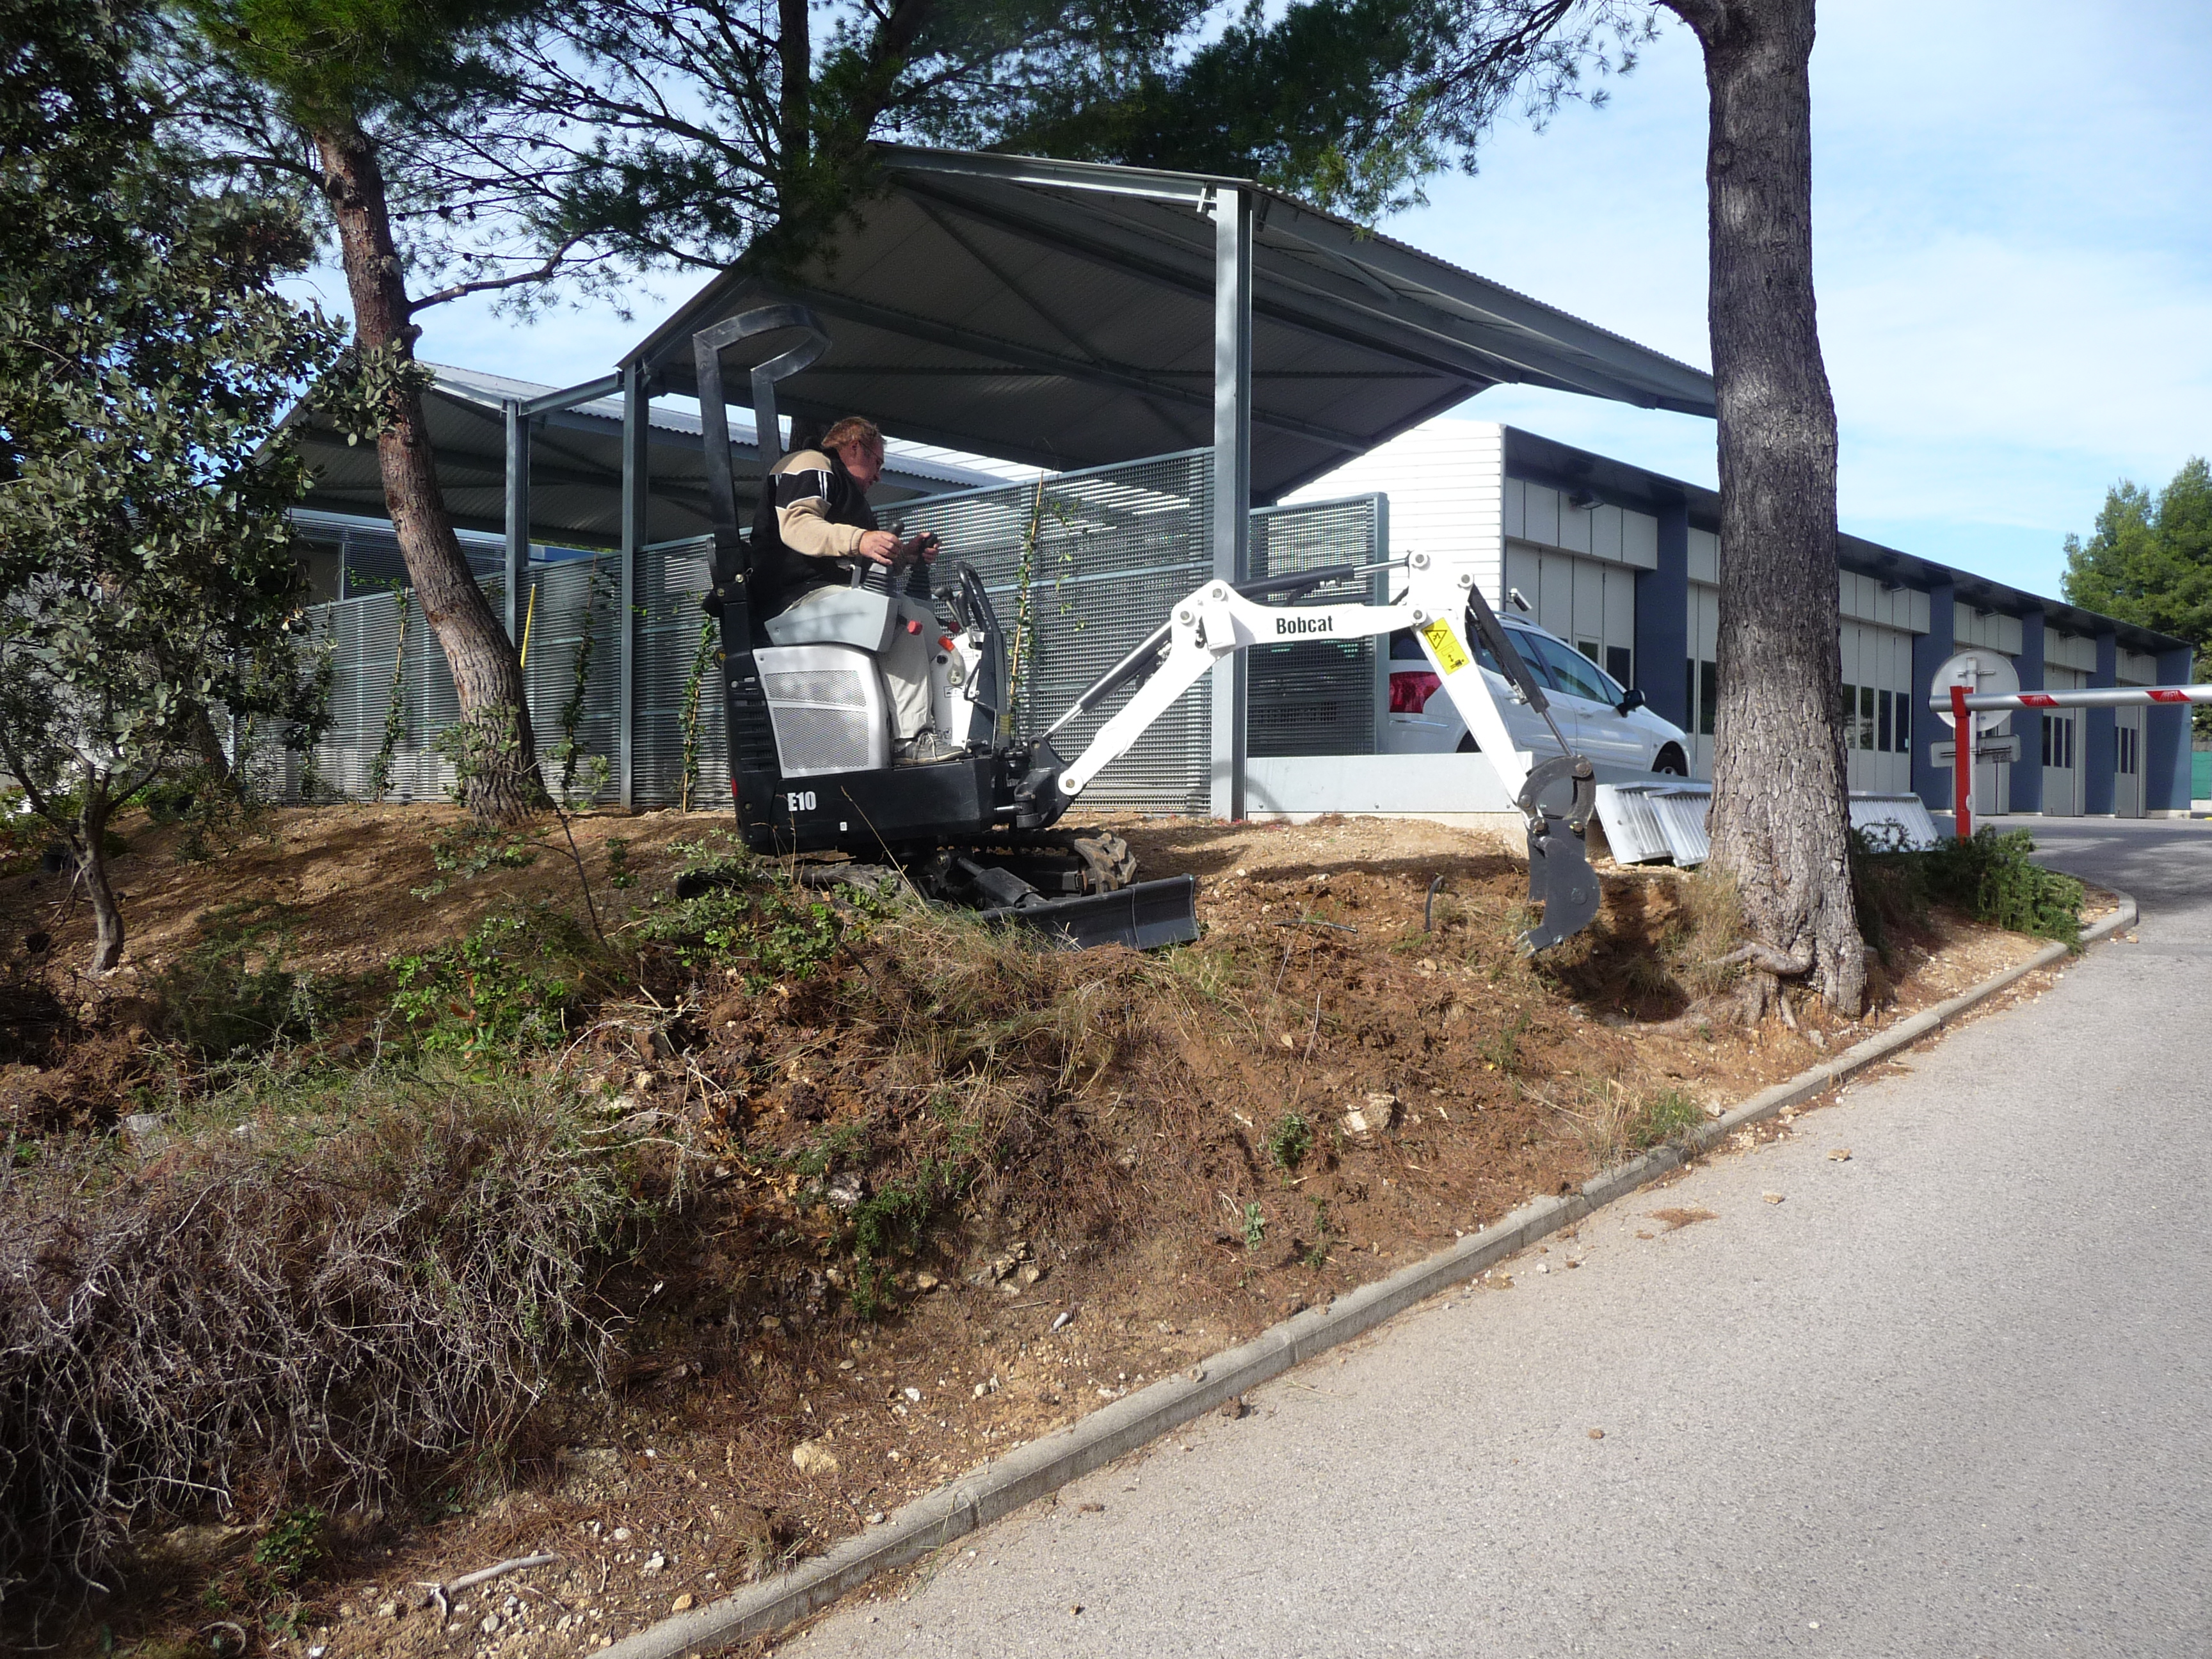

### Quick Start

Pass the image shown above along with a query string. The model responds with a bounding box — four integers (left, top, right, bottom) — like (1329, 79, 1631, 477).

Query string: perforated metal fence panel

(897, 450, 1215, 812)
(1247, 494, 1386, 758)
(634, 538, 724, 810)
(520, 555, 622, 805)
(282, 454, 1384, 813)
(301, 590, 462, 801)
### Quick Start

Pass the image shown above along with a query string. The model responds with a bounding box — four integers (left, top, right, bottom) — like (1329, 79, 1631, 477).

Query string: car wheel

(1653, 744, 1688, 776)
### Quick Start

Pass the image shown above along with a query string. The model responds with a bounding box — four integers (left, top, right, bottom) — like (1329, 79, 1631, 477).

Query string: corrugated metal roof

(625, 147, 1716, 504)
(284, 362, 1009, 548)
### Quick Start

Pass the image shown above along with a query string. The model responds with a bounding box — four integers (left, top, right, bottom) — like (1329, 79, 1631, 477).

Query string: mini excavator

(694, 307, 1603, 953)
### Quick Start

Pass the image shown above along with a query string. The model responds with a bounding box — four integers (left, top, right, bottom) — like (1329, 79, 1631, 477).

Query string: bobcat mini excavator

(694, 307, 1603, 954)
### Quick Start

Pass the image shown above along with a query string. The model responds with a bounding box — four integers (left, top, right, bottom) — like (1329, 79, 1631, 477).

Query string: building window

(1697, 659, 1717, 735)
(2118, 725, 2138, 775)
(1860, 684, 1876, 750)
(1607, 645, 1633, 689)
(1878, 688, 1893, 752)
(2041, 715, 2075, 770)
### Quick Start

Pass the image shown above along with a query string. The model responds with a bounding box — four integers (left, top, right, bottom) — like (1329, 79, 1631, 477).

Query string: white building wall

(1284, 419, 1505, 605)
(1953, 604, 2024, 654)
(2039, 662, 2088, 815)
(1505, 543, 1638, 685)
(1839, 620, 1918, 794)
(2046, 629, 2098, 674)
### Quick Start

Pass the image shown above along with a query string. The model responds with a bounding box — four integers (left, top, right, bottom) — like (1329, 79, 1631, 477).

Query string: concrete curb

(601, 892, 2139, 1659)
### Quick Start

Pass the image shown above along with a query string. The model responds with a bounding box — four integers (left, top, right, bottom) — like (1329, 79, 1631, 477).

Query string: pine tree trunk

(314, 119, 547, 826)
(1667, 0, 1864, 1015)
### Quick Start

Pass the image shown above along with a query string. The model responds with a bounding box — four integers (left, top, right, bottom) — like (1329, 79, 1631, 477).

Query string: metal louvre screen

(633, 538, 724, 808)
(300, 590, 463, 801)
(897, 451, 1214, 812)
(520, 554, 622, 805)
(278, 454, 1385, 813)
(1247, 494, 1386, 758)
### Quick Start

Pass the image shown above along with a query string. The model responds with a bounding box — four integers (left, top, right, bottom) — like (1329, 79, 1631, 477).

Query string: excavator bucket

(1517, 753, 1603, 952)
(979, 874, 1201, 951)
(1523, 813, 1601, 951)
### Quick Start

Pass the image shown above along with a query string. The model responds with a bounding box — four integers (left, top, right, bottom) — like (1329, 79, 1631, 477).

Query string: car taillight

(1389, 670, 1442, 714)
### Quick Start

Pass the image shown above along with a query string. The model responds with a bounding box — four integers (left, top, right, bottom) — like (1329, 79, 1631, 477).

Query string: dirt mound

(0, 803, 2055, 1656)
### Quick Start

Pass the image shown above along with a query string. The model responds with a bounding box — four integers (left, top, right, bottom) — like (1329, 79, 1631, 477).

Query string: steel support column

(1911, 580, 1956, 812)
(2147, 645, 2195, 813)
(2010, 607, 2045, 814)
(618, 364, 650, 808)
(1637, 500, 1692, 732)
(1209, 186, 1253, 822)
(502, 401, 531, 645)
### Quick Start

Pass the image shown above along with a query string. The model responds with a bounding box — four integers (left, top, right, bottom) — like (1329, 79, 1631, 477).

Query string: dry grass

(1544, 1078, 1708, 1168)
(1656, 869, 1750, 1004)
(0, 1064, 684, 1609)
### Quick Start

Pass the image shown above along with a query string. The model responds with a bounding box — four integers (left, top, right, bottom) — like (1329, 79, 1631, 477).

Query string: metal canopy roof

(624, 147, 1717, 504)
(285, 362, 1004, 549)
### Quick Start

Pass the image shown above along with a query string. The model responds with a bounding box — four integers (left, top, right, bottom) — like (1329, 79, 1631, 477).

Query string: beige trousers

(778, 583, 936, 742)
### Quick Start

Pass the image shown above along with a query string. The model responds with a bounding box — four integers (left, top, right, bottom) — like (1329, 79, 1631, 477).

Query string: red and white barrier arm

(1928, 684, 2212, 712)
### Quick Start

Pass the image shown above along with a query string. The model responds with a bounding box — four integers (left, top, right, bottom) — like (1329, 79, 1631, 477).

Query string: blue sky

(392, 0, 2212, 601)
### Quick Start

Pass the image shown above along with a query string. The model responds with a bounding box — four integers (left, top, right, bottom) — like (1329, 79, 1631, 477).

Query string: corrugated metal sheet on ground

(1599, 783, 1941, 869)
(1594, 785, 1676, 865)
(1644, 785, 1714, 867)
(1848, 792, 1939, 851)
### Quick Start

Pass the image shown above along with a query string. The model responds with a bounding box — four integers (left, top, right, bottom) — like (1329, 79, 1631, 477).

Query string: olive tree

(0, 0, 341, 974)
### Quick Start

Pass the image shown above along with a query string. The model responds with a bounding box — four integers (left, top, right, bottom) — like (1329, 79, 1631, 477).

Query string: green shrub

(410, 820, 540, 899)
(154, 902, 327, 1056)
(1266, 1112, 1313, 1173)
(1925, 828, 2083, 946)
(847, 1159, 972, 1319)
(1853, 825, 2083, 950)
(634, 867, 865, 986)
(389, 904, 594, 1055)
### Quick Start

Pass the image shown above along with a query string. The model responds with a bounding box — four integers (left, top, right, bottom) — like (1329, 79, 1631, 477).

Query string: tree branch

(405, 239, 597, 313)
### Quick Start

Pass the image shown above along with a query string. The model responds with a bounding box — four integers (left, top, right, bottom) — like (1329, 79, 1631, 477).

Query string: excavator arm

(1049, 555, 1603, 952)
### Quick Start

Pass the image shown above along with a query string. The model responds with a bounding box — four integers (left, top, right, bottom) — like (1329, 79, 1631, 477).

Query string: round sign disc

(1930, 649, 2020, 735)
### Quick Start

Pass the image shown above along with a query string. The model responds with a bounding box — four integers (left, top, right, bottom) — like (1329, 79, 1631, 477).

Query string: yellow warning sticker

(1419, 616, 1470, 675)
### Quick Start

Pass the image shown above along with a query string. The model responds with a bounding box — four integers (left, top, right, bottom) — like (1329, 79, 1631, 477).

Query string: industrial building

(1281, 420, 2194, 821)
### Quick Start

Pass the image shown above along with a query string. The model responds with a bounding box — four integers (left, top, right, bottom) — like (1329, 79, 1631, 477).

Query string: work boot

(893, 732, 966, 766)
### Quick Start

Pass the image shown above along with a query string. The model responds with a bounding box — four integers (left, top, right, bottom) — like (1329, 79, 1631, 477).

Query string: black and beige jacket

(750, 448, 879, 614)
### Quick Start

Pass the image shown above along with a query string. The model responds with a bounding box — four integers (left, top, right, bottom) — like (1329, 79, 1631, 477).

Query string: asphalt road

(785, 819, 2212, 1659)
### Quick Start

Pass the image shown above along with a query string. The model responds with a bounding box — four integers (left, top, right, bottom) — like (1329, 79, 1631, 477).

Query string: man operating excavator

(751, 415, 959, 764)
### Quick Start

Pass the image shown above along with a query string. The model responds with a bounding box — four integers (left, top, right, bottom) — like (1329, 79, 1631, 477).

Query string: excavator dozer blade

(979, 874, 1200, 951)
(1523, 815, 1601, 952)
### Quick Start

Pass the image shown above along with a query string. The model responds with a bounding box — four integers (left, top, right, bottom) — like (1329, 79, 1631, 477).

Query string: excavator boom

(1049, 556, 1604, 951)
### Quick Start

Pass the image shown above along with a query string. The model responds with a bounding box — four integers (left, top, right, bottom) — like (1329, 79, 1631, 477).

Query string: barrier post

(1951, 683, 1971, 838)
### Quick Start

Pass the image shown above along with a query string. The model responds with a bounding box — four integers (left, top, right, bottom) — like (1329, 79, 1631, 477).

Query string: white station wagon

(1384, 615, 1693, 776)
